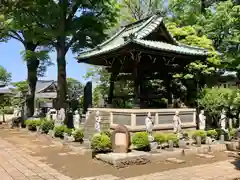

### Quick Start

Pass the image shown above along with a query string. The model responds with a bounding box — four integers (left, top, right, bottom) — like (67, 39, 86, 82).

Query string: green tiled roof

(77, 14, 208, 62)
(134, 39, 208, 56)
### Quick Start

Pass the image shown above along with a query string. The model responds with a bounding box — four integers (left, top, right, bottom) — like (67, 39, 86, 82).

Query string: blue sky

(0, 39, 92, 84)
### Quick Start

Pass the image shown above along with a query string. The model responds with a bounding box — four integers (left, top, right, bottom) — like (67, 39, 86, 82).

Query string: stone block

(95, 151, 151, 168)
(166, 158, 186, 164)
(196, 153, 214, 159)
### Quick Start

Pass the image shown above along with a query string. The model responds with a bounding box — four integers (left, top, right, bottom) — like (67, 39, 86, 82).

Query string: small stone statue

(199, 110, 206, 130)
(220, 109, 227, 131)
(145, 112, 154, 136)
(173, 111, 182, 134)
(33, 108, 40, 117)
(73, 110, 80, 129)
(55, 108, 65, 126)
(95, 111, 101, 132)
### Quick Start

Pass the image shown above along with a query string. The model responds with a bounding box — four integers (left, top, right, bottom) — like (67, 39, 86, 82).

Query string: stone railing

(87, 108, 196, 132)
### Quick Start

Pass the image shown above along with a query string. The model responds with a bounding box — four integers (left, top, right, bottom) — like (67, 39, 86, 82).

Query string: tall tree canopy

(0, 2, 52, 116)
(17, 0, 120, 109)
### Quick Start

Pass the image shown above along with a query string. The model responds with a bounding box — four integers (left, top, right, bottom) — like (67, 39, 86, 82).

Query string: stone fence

(87, 108, 196, 132)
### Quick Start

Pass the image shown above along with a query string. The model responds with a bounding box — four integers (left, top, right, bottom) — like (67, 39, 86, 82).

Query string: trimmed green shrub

(166, 134, 179, 145)
(91, 133, 111, 152)
(206, 129, 218, 139)
(25, 119, 42, 131)
(54, 125, 67, 138)
(100, 131, 111, 138)
(64, 127, 73, 136)
(132, 132, 150, 151)
(153, 133, 167, 144)
(40, 120, 54, 134)
(73, 129, 84, 142)
(192, 130, 207, 143)
(229, 128, 237, 139)
(215, 128, 230, 140)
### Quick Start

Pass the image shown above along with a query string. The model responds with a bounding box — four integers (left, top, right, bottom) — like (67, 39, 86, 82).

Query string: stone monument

(73, 110, 80, 129)
(111, 124, 130, 153)
(55, 108, 65, 126)
(83, 81, 92, 114)
(199, 110, 206, 130)
(95, 111, 101, 132)
(173, 111, 182, 134)
(220, 109, 227, 131)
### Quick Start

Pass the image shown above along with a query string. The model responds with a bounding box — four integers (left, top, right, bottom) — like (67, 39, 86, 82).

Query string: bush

(91, 133, 111, 152)
(100, 131, 111, 138)
(192, 130, 207, 143)
(73, 129, 84, 142)
(166, 134, 179, 145)
(132, 132, 150, 151)
(215, 128, 230, 140)
(229, 128, 237, 139)
(25, 119, 42, 131)
(40, 120, 54, 134)
(54, 125, 67, 138)
(64, 127, 73, 136)
(206, 129, 218, 139)
(153, 133, 167, 144)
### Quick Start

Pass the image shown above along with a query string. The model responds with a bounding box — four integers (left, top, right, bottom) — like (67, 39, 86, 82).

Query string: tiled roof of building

(77, 14, 208, 62)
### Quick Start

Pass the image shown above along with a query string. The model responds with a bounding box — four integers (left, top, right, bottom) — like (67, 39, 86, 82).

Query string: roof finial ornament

(129, 33, 136, 40)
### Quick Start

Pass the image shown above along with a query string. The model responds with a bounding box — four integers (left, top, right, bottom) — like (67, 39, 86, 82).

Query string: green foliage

(229, 128, 237, 139)
(91, 133, 112, 152)
(198, 87, 240, 122)
(72, 129, 84, 142)
(100, 131, 111, 138)
(40, 120, 54, 134)
(25, 119, 43, 131)
(165, 134, 179, 145)
(132, 132, 150, 151)
(192, 130, 207, 143)
(206, 129, 218, 139)
(0, 65, 11, 84)
(54, 125, 67, 138)
(64, 128, 73, 136)
(167, 22, 220, 82)
(153, 133, 167, 144)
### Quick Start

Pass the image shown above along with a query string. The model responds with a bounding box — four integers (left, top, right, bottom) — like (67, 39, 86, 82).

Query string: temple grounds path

(0, 125, 240, 179)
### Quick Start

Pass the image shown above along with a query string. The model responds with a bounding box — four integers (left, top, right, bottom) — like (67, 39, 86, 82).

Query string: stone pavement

(125, 160, 240, 180)
(0, 136, 240, 180)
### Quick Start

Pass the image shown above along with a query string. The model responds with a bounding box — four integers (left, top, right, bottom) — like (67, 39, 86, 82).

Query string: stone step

(166, 158, 186, 164)
(196, 154, 215, 159)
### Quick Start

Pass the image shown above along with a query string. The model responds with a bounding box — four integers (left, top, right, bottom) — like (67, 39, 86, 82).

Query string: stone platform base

(95, 151, 151, 168)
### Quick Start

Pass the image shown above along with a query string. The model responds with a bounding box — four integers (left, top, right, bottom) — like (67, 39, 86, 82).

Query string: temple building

(34, 80, 57, 111)
(78, 14, 208, 109)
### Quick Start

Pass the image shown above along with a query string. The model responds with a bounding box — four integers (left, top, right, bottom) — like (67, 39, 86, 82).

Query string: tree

(202, 0, 240, 73)
(22, 0, 120, 109)
(0, 2, 52, 117)
(0, 66, 11, 84)
(0, 66, 11, 122)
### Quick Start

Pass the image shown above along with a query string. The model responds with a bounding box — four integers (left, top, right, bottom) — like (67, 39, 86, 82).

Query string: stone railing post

(109, 112, 113, 125)
(155, 113, 158, 125)
(131, 113, 136, 127)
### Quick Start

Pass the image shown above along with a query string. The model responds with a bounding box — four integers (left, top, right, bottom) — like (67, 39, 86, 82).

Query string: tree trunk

(25, 43, 38, 117)
(56, 45, 67, 109)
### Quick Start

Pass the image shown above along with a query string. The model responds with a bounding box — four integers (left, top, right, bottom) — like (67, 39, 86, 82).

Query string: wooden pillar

(165, 74, 173, 107)
(132, 53, 141, 108)
(107, 74, 115, 107)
